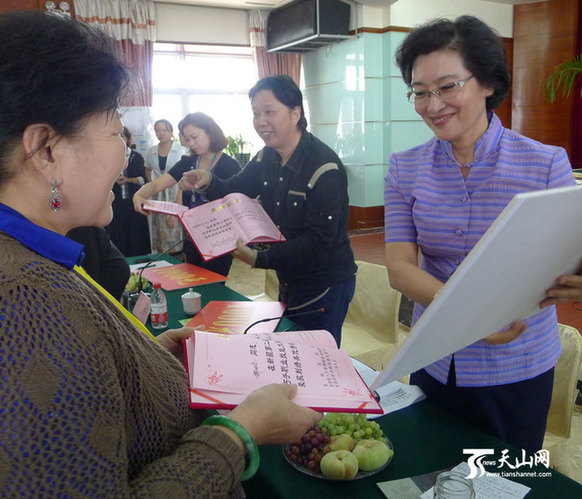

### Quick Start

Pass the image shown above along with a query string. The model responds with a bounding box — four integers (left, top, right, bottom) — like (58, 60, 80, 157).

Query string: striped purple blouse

(384, 113, 576, 387)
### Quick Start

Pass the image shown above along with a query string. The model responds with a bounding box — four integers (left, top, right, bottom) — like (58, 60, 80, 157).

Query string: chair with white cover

(340, 260, 409, 370)
(543, 323, 582, 449)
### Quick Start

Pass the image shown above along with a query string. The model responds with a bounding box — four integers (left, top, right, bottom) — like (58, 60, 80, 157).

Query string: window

(152, 43, 262, 155)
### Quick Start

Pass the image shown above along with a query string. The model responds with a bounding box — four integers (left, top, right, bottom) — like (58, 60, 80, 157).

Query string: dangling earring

(48, 178, 62, 212)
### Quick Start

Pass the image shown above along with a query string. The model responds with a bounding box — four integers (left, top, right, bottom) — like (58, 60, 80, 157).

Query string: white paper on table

(129, 259, 173, 274)
(351, 358, 426, 418)
(372, 185, 582, 390)
(419, 462, 531, 499)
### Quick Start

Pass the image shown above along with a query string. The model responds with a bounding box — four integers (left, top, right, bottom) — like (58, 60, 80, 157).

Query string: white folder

(372, 185, 582, 390)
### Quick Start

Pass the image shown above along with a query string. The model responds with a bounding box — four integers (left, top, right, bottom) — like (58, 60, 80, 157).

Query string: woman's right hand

(540, 273, 582, 308)
(228, 384, 321, 446)
(133, 192, 149, 215)
(179, 169, 211, 191)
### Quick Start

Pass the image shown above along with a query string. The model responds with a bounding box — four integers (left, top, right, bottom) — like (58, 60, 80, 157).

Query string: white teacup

(181, 288, 201, 315)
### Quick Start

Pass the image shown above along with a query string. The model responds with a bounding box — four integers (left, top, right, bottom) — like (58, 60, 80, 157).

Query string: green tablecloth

(244, 400, 582, 498)
(128, 256, 581, 497)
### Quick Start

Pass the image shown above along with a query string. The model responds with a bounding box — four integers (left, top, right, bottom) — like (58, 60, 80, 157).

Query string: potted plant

(545, 54, 582, 103)
(226, 133, 251, 166)
(545, 55, 582, 173)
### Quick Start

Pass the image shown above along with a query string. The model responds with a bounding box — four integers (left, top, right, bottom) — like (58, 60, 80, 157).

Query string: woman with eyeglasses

(384, 16, 575, 454)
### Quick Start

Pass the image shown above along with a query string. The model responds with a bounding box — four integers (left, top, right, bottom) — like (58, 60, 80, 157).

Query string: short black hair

(0, 11, 128, 184)
(395, 15, 509, 110)
(248, 75, 308, 131)
(178, 112, 228, 152)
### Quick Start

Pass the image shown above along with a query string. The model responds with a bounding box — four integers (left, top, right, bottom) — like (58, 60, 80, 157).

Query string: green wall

(303, 31, 433, 208)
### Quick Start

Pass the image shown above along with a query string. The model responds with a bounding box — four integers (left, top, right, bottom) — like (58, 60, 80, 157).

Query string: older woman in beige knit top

(0, 11, 319, 497)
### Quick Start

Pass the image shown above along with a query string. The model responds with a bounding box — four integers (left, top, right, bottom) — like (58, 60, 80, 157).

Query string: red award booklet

(185, 301, 286, 335)
(182, 330, 383, 414)
(142, 193, 285, 261)
(142, 262, 227, 291)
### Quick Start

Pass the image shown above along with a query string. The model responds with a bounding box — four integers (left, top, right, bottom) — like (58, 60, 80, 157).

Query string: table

(244, 400, 582, 498)
(126, 254, 298, 335)
(128, 256, 582, 497)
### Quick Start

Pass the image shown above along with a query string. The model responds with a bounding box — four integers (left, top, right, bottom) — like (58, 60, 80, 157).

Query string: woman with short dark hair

(0, 11, 319, 496)
(384, 15, 575, 454)
(248, 74, 309, 131)
(178, 75, 357, 347)
(395, 15, 510, 111)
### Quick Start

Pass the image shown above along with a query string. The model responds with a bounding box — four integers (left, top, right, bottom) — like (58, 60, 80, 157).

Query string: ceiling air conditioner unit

(266, 0, 351, 53)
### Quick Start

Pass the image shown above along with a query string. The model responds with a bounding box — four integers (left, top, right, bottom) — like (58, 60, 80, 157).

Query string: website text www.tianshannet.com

(488, 470, 553, 478)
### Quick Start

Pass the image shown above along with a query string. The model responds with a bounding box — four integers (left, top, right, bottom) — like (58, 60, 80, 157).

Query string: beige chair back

(546, 323, 582, 439)
(341, 260, 408, 360)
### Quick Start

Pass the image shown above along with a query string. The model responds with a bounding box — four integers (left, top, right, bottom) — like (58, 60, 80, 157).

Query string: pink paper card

(132, 291, 151, 324)
(180, 193, 285, 261)
(142, 200, 188, 217)
(190, 331, 374, 403)
(225, 193, 285, 243)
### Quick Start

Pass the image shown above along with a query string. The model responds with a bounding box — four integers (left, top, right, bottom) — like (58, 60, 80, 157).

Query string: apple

(352, 439, 393, 471)
(326, 433, 355, 452)
(320, 450, 359, 480)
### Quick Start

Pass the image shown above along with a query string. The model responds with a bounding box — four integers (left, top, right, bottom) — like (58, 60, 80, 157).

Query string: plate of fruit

(283, 413, 394, 480)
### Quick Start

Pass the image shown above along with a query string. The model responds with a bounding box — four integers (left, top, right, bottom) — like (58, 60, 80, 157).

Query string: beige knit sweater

(0, 232, 244, 497)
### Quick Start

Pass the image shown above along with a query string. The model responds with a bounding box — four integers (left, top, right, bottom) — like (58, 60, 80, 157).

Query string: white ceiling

(154, 0, 544, 11)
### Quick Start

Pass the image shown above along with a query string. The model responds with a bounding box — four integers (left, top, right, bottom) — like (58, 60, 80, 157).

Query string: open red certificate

(143, 193, 285, 261)
(182, 330, 383, 414)
(142, 262, 227, 290)
(185, 301, 286, 335)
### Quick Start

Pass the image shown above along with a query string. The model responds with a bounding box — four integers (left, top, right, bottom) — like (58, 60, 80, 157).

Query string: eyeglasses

(407, 75, 474, 103)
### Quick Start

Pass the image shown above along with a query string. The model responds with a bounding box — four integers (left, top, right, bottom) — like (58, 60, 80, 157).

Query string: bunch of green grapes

(125, 274, 149, 293)
(318, 413, 385, 444)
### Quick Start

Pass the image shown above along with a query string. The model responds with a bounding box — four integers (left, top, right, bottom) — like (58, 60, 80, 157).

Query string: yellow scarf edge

(74, 265, 157, 342)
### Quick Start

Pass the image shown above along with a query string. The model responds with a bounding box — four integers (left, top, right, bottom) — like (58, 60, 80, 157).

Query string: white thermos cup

(181, 288, 201, 315)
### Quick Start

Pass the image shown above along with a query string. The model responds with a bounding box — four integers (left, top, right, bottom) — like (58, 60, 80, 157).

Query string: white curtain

(75, 0, 156, 106)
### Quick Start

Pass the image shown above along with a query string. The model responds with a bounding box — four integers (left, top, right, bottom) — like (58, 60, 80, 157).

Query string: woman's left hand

(156, 327, 194, 362)
(483, 321, 527, 345)
(166, 216, 176, 229)
(540, 274, 582, 308)
(232, 238, 256, 266)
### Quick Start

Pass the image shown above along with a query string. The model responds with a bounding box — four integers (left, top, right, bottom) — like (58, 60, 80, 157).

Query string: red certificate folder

(143, 192, 285, 261)
(182, 329, 383, 414)
(142, 262, 227, 290)
(185, 301, 286, 335)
